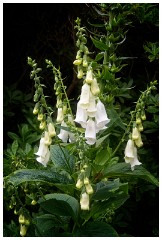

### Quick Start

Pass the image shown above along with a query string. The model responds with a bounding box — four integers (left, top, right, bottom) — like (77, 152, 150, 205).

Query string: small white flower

(74, 102, 88, 128)
(95, 100, 110, 129)
(56, 108, 64, 123)
(87, 92, 97, 117)
(80, 192, 89, 210)
(124, 139, 142, 171)
(57, 121, 69, 143)
(85, 119, 96, 145)
(35, 138, 50, 167)
(79, 83, 90, 109)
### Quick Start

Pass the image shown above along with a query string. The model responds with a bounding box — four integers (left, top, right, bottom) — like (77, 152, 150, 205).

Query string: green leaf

(95, 52, 104, 61)
(6, 169, 72, 186)
(94, 148, 110, 166)
(92, 179, 128, 200)
(39, 193, 79, 221)
(107, 107, 126, 131)
(78, 222, 118, 237)
(146, 106, 159, 113)
(102, 163, 159, 186)
(11, 140, 18, 155)
(91, 37, 109, 51)
(50, 145, 75, 174)
(7, 132, 19, 141)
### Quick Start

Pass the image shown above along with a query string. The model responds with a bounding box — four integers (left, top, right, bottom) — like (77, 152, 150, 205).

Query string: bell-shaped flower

(80, 192, 89, 210)
(95, 100, 110, 129)
(87, 92, 97, 117)
(132, 127, 140, 140)
(74, 102, 88, 128)
(90, 77, 100, 96)
(57, 121, 69, 143)
(85, 69, 93, 84)
(124, 139, 135, 159)
(48, 122, 56, 137)
(134, 132, 143, 148)
(124, 139, 142, 171)
(79, 83, 90, 109)
(35, 137, 50, 167)
(96, 125, 107, 133)
(56, 108, 64, 123)
(85, 118, 96, 145)
(85, 184, 94, 195)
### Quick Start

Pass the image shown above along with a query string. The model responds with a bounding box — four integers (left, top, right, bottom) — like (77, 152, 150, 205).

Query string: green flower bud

(19, 214, 25, 224)
(77, 68, 83, 79)
(20, 224, 27, 237)
(31, 199, 37, 205)
(73, 59, 82, 66)
(39, 121, 46, 130)
(37, 113, 44, 121)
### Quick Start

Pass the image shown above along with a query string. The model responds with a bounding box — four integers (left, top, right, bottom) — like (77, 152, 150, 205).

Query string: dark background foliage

(3, 3, 159, 237)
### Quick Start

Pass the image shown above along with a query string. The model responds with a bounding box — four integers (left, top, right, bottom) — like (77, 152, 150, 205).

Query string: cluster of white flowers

(35, 122, 56, 167)
(124, 126, 143, 171)
(74, 68, 110, 145)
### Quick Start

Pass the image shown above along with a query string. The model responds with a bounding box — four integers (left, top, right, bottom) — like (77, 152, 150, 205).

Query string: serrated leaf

(39, 193, 79, 221)
(95, 52, 104, 61)
(102, 163, 159, 186)
(6, 169, 72, 186)
(91, 37, 109, 51)
(78, 222, 118, 237)
(50, 145, 75, 174)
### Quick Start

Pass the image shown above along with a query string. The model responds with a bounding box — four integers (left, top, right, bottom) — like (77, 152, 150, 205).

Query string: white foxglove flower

(35, 138, 50, 167)
(95, 100, 110, 129)
(80, 192, 89, 210)
(57, 121, 69, 143)
(74, 102, 88, 128)
(124, 139, 134, 159)
(85, 119, 96, 145)
(90, 77, 100, 96)
(96, 125, 107, 133)
(124, 139, 142, 171)
(56, 108, 64, 123)
(48, 123, 56, 137)
(87, 92, 97, 117)
(79, 83, 90, 109)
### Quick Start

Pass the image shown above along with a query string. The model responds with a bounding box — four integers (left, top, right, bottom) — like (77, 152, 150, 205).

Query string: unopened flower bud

(73, 59, 82, 66)
(76, 179, 83, 189)
(136, 118, 141, 125)
(39, 121, 46, 130)
(37, 113, 44, 121)
(80, 192, 89, 210)
(85, 184, 94, 194)
(57, 108, 64, 123)
(91, 77, 100, 96)
(77, 68, 83, 79)
(138, 123, 143, 132)
(48, 123, 56, 137)
(132, 127, 140, 140)
(20, 224, 27, 237)
(31, 199, 37, 205)
(85, 69, 93, 84)
(19, 214, 25, 224)
(84, 177, 89, 185)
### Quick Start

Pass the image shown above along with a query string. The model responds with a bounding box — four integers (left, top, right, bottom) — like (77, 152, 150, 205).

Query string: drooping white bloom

(90, 77, 100, 96)
(79, 83, 90, 109)
(56, 108, 64, 123)
(124, 139, 142, 171)
(74, 102, 88, 128)
(85, 119, 96, 145)
(95, 100, 110, 129)
(57, 121, 69, 143)
(80, 192, 89, 210)
(87, 92, 97, 117)
(35, 138, 50, 167)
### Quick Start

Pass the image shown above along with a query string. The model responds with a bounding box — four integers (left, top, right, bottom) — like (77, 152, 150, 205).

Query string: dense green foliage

(4, 3, 158, 237)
